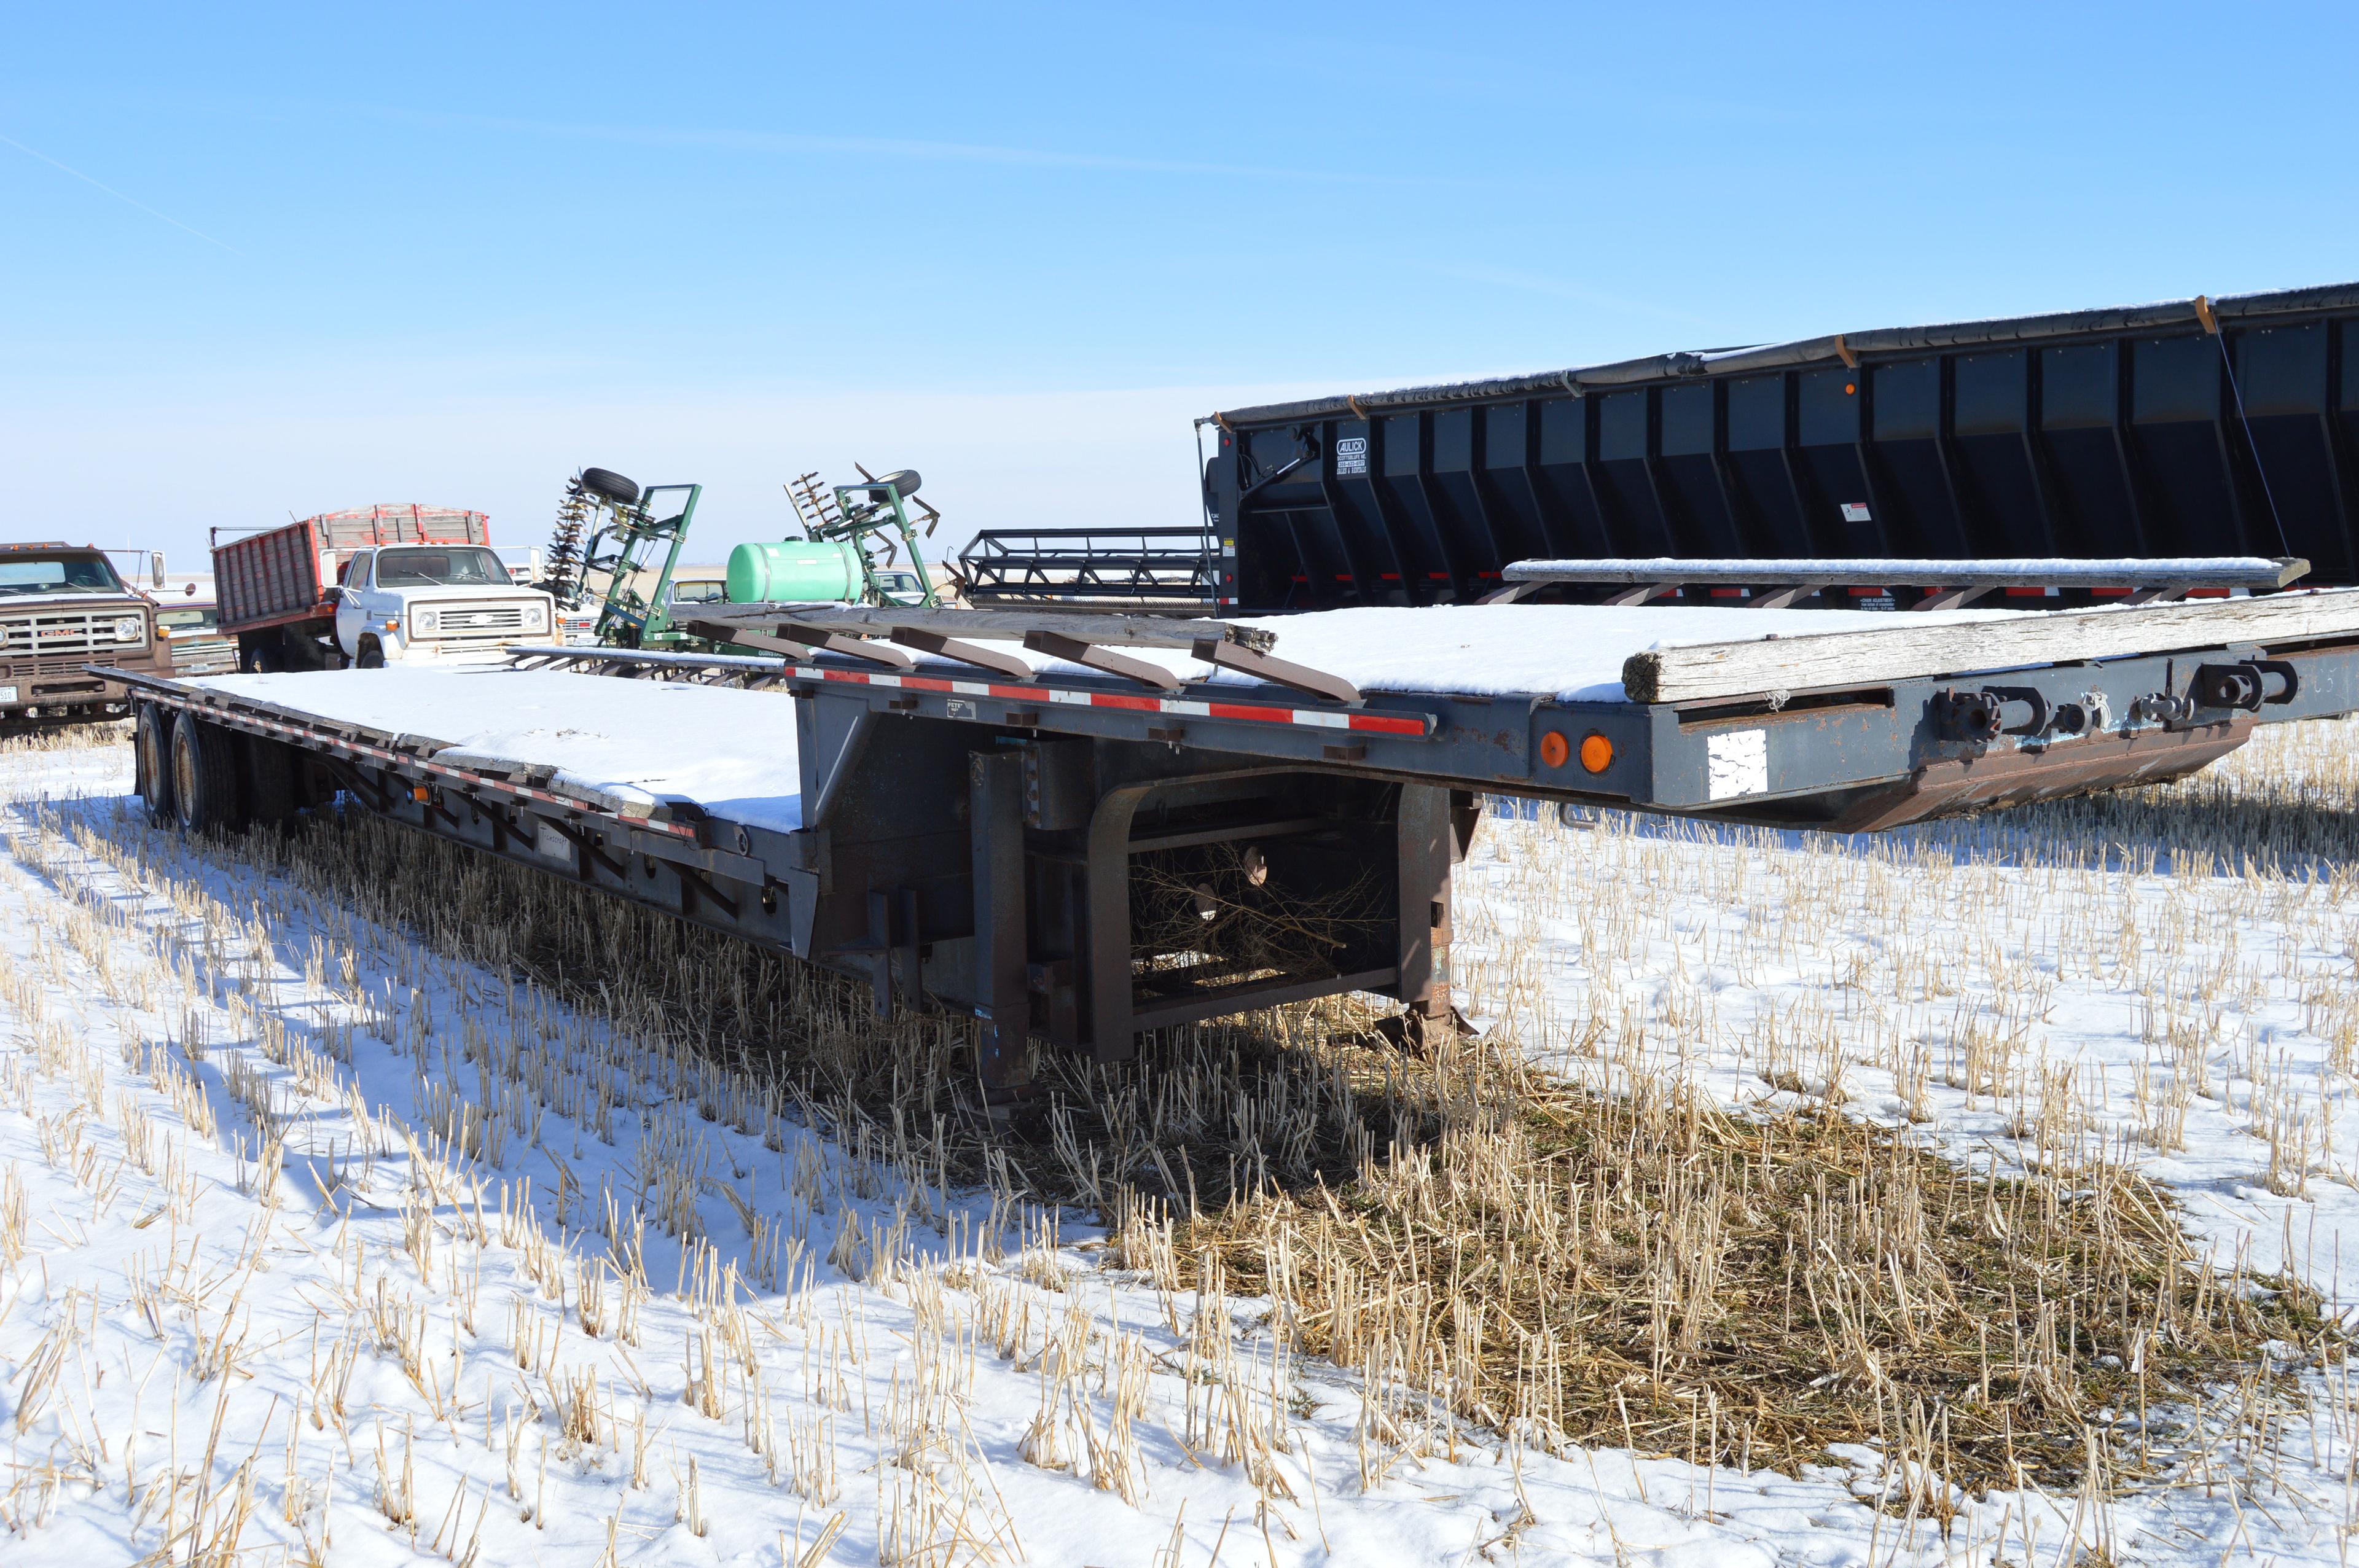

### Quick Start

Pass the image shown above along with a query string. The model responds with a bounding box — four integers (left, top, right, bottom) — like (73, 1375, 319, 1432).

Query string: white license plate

(0, 685, 17, 703)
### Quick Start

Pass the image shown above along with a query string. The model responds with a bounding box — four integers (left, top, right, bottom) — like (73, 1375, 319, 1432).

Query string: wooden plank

(1506, 555, 2308, 589)
(1621, 589, 2359, 704)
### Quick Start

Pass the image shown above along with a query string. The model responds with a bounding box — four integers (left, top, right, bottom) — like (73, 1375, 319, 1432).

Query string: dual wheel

(136, 704, 303, 833)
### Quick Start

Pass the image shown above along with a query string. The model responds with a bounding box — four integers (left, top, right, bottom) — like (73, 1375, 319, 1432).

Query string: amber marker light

(1538, 731, 1570, 768)
(1579, 732, 1613, 773)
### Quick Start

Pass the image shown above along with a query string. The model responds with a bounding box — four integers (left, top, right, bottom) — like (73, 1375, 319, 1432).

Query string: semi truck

(213, 505, 556, 671)
(0, 540, 173, 724)
(96, 561, 2359, 1104)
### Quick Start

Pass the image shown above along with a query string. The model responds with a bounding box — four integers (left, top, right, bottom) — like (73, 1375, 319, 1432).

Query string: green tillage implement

(590, 483, 702, 649)
(761, 469, 941, 609)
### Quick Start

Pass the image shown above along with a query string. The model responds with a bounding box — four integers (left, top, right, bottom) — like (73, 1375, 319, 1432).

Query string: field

(2, 720, 2358, 1565)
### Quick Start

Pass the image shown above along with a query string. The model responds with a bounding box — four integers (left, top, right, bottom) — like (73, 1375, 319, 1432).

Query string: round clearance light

(1580, 732, 1614, 773)
(1538, 730, 1570, 768)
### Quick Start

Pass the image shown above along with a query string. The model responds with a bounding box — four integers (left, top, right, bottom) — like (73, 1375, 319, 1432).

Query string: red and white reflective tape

(796, 668, 1433, 738)
(152, 692, 699, 840)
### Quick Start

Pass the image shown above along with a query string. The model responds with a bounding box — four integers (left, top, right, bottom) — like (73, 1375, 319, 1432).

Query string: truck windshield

(374, 547, 509, 587)
(0, 555, 124, 596)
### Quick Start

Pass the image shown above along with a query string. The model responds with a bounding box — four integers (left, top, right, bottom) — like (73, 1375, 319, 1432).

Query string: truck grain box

(1204, 281, 2359, 612)
(211, 505, 554, 671)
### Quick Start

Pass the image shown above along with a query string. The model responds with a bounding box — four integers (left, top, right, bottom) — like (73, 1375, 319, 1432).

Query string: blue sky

(6, 2, 2357, 570)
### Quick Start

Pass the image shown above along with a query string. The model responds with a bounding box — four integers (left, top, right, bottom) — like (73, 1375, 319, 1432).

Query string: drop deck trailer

(95, 580, 2359, 1105)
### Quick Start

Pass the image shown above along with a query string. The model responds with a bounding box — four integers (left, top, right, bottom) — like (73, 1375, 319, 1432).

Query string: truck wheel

(241, 735, 300, 827)
(135, 704, 175, 825)
(355, 638, 386, 669)
(170, 717, 246, 833)
(240, 638, 283, 674)
(579, 467, 639, 505)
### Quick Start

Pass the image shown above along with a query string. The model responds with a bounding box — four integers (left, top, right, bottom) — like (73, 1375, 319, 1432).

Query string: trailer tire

(355, 638, 385, 669)
(170, 717, 245, 834)
(579, 467, 639, 506)
(135, 704, 175, 826)
(241, 735, 300, 827)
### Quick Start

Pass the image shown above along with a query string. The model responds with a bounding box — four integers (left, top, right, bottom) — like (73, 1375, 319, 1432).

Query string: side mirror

(151, 552, 166, 588)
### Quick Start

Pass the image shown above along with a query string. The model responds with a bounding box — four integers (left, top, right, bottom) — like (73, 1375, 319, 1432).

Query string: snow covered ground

(3, 730, 2358, 1564)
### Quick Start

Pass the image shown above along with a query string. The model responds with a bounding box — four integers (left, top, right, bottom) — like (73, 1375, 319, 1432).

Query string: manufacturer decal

(1334, 436, 1369, 477)
(1839, 501, 1872, 523)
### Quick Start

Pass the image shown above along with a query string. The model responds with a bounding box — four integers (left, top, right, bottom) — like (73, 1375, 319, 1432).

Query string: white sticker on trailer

(531, 819, 576, 867)
(1334, 436, 1369, 477)
(0, 686, 15, 704)
(1706, 728, 1768, 800)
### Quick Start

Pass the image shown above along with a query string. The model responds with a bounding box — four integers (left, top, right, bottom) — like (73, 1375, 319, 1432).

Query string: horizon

(7, 3, 2356, 571)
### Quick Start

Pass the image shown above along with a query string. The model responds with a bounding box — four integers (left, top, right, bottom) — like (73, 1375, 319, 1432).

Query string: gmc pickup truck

(0, 542, 171, 723)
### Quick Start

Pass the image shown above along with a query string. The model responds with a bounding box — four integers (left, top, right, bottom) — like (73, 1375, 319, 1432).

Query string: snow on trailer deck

(182, 603, 2025, 813)
(183, 585, 2359, 837)
(191, 665, 807, 830)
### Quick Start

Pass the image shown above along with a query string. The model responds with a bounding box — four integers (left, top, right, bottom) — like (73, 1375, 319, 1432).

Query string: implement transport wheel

(241, 735, 300, 827)
(135, 703, 174, 826)
(170, 717, 246, 834)
(579, 467, 639, 506)
(875, 469, 921, 499)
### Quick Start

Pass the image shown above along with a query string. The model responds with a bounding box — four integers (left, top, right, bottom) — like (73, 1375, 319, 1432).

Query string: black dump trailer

(1205, 283, 2359, 612)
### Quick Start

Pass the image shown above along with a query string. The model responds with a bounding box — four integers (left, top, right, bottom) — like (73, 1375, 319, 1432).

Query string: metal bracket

(1023, 631, 1181, 691)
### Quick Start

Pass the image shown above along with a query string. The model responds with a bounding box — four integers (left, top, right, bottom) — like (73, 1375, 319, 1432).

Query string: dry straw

(37, 710, 2359, 1507)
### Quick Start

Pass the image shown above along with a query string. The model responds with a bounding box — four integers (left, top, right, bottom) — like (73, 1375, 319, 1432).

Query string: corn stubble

(73, 713, 2359, 1511)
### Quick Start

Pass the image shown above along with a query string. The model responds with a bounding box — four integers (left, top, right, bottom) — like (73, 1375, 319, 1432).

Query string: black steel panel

(1656, 383, 1743, 555)
(2128, 334, 2238, 558)
(1794, 369, 1877, 554)
(1532, 397, 1614, 555)
(1475, 403, 1552, 566)
(1210, 284, 2359, 609)
(1868, 359, 1970, 556)
(2234, 323, 2350, 577)
(1591, 389, 1667, 553)
(1723, 375, 1810, 554)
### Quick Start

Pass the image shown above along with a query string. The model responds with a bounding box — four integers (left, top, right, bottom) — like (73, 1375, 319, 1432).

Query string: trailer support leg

(1084, 786, 1148, 1064)
(864, 889, 920, 1018)
(969, 749, 1034, 1100)
(1396, 784, 1457, 1041)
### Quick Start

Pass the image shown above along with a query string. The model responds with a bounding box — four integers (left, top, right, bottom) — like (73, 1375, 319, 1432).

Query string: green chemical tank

(726, 539, 864, 604)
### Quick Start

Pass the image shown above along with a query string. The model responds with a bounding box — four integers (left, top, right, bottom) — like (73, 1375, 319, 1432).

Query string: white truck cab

(333, 544, 556, 667)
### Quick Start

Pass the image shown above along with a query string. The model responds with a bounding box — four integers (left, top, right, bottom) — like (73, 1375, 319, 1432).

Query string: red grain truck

(212, 505, 552, 671)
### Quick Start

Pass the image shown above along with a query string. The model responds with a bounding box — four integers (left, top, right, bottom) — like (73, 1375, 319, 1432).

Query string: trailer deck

(101, 585, 2359, 1105)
